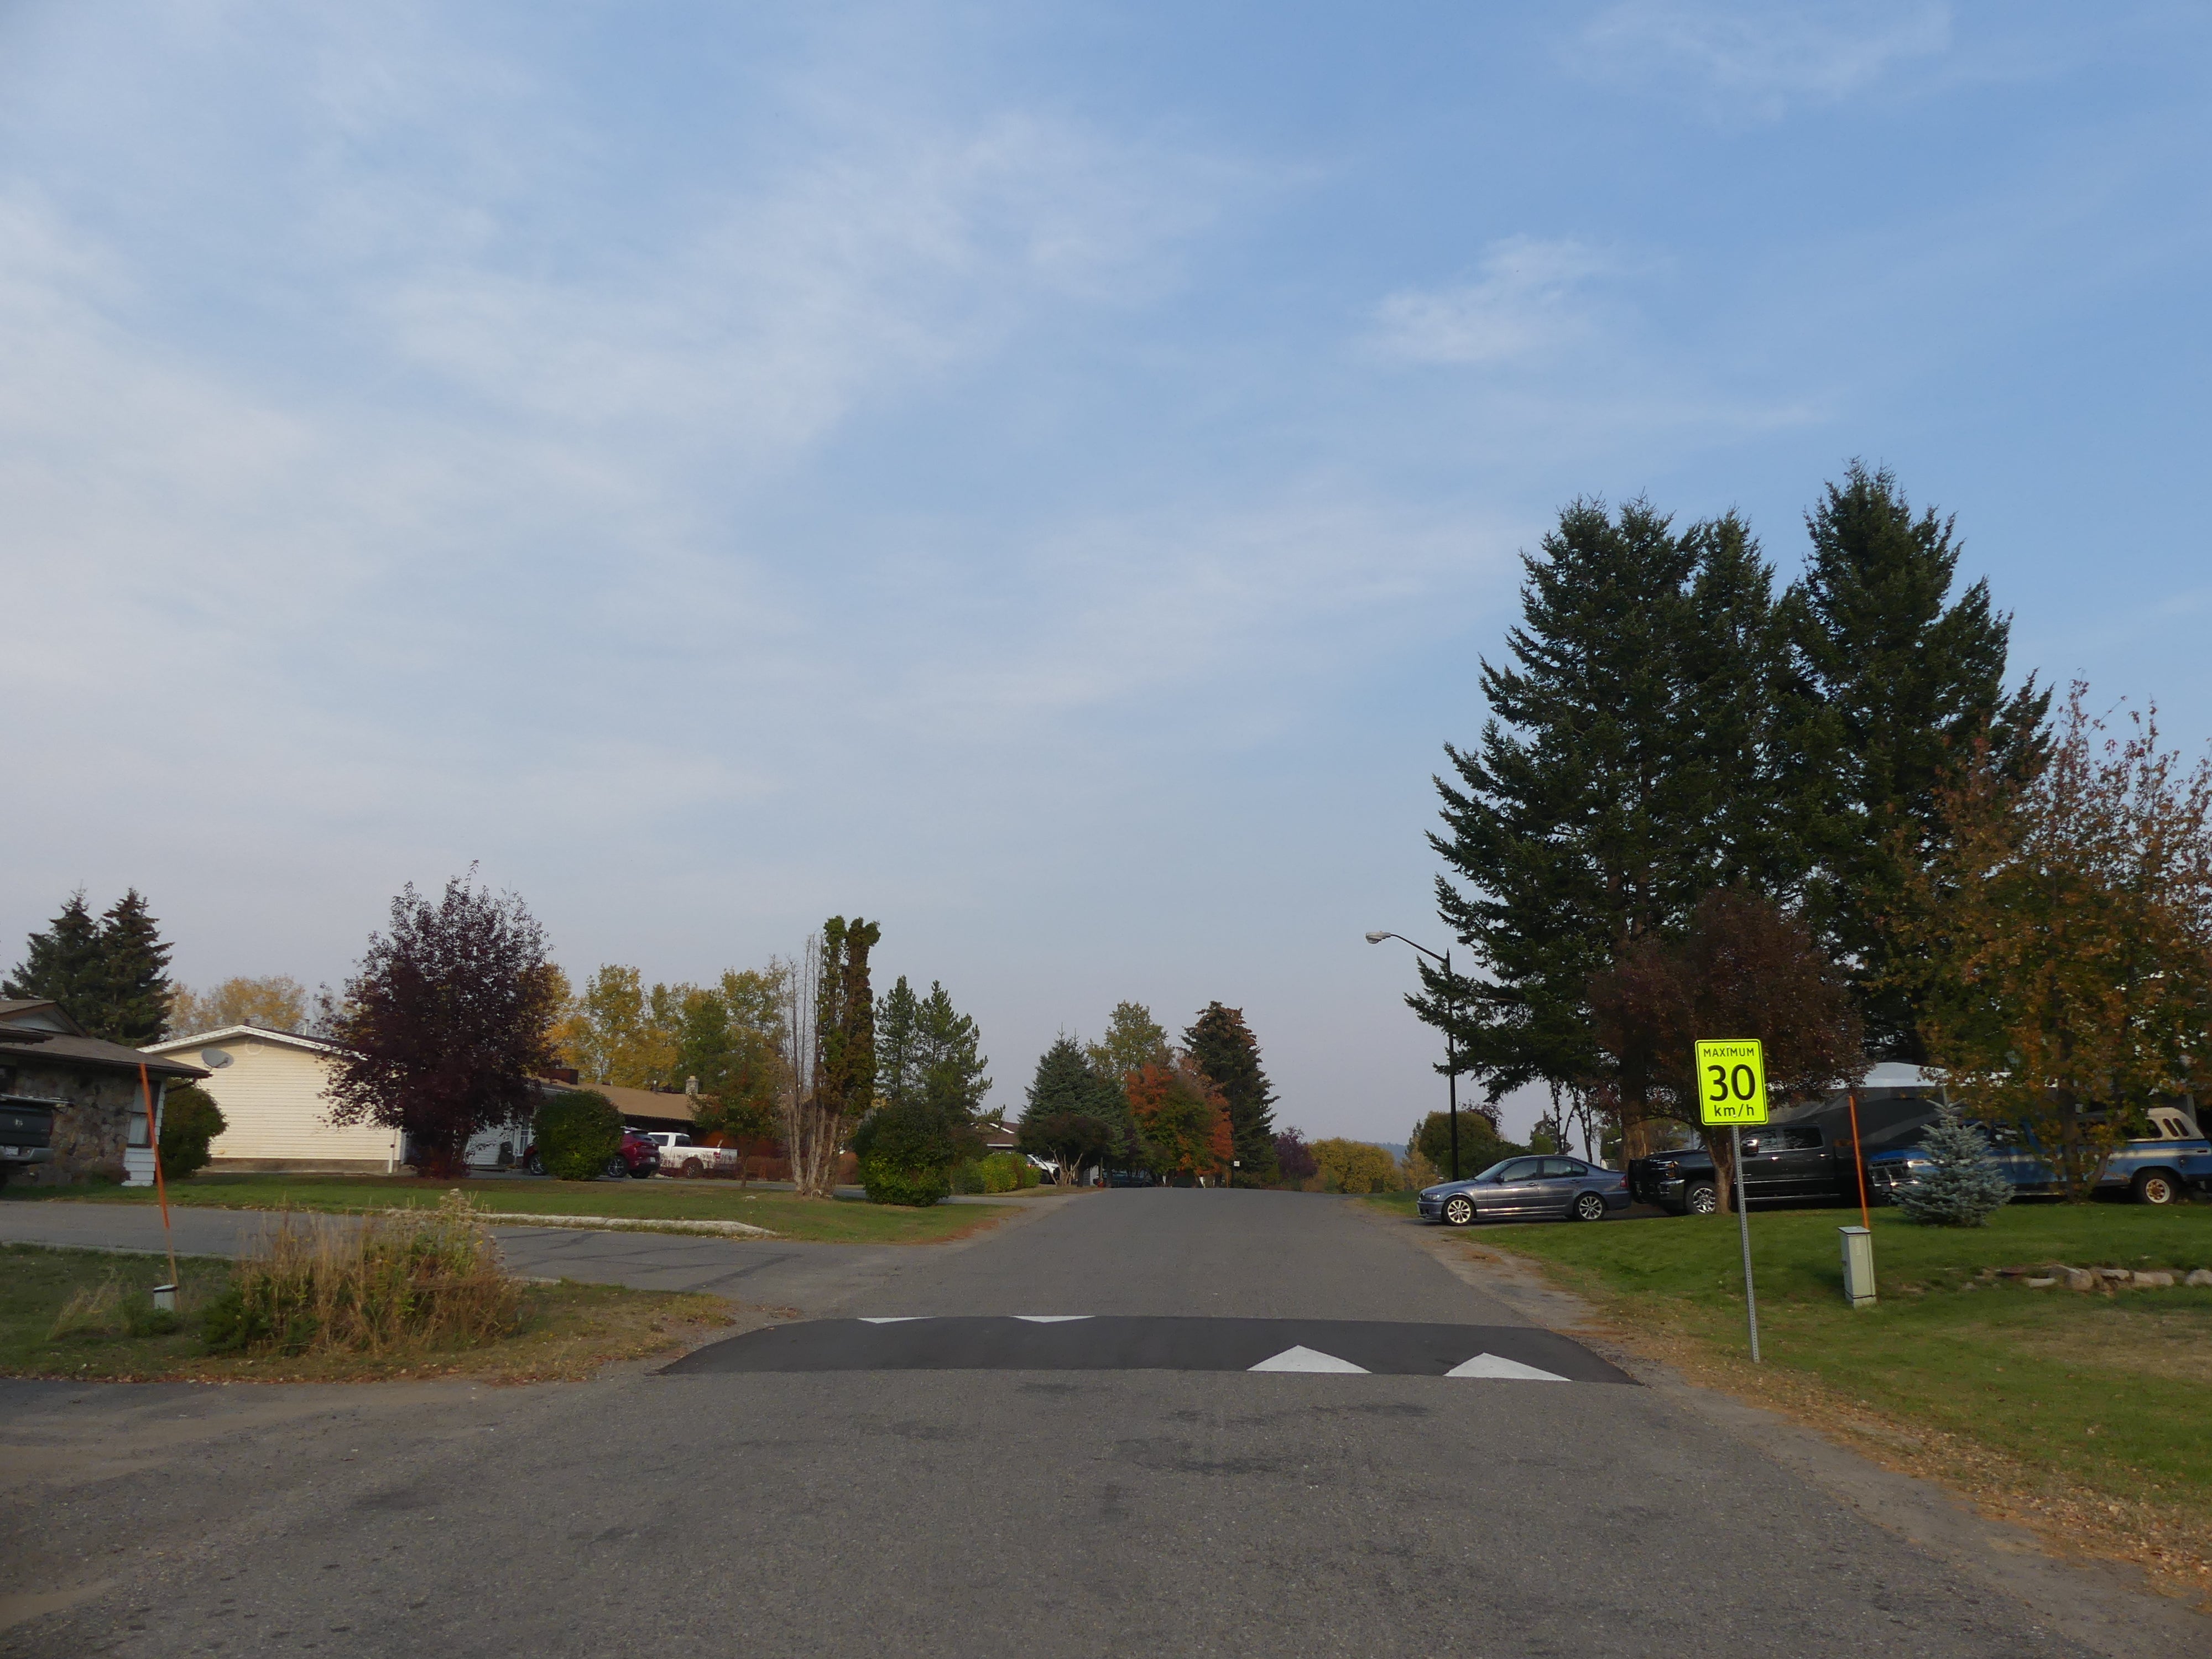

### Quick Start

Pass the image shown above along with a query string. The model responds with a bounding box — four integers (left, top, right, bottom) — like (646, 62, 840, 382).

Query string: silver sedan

(1417, 1155, 1631, 1225)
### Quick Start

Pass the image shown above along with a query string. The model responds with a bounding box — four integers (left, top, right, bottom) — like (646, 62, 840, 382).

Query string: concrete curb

(447, 1212, 779, 1240)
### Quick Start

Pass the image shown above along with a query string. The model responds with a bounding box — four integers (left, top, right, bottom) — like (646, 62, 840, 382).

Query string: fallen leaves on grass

(1491, 1248, 2212, 1611)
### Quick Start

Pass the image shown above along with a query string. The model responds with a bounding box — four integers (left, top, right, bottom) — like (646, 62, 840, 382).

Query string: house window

(128, 1108, 152, 1147)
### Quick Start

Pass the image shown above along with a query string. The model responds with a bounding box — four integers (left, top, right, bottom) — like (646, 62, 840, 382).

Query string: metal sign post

(1731, 1123, 1760, 1362)
(1696, 1039, 1769, 1364)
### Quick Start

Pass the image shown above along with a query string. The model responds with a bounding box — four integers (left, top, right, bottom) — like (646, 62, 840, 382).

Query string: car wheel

(1686, 1183, 1719, 1215)
(604, 1155, 627, 1179)
(1571, 1191, 1608, 1223)
(2132, 1170, 2180, 1206)
(1442, 1194, 1475, 1227)
(681, 1157, 704, 1177)
(525, 1152, 544, 1177)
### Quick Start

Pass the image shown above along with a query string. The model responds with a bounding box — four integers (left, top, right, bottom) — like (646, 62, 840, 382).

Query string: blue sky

(4, 2, 2208, 1141)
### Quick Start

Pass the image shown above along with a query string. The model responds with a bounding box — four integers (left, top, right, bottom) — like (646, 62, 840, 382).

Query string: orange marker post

(1846, 1088, 1871, 1234)
(140, 1063, 179, 1297)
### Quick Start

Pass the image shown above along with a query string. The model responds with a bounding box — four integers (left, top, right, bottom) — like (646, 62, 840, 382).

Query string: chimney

(549, 1066, 580, 1086)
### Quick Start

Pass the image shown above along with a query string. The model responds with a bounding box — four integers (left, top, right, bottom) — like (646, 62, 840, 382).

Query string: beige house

(140, 1025, 404, 1173)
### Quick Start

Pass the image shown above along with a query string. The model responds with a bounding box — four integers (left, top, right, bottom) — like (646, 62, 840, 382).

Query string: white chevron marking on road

(858, 1317, 927, 1324)
(1248, 1345, 1369, 1374)
(1444, 1352, 1569, 1381)
(1013, 1315, 1093, 1323)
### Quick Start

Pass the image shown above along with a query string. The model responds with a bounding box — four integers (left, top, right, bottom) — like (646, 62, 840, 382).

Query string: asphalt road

(1, 1190, 2187, 1657)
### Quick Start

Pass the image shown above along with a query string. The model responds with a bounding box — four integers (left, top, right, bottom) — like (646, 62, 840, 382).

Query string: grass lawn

(1369, 1195, 2212, 1598)
(0, 1243, 735, 1384)
(3, 1172, 1026, 1244)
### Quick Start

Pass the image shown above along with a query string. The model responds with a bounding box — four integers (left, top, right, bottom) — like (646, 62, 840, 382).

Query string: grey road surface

(1, 1190, 2184, 1657)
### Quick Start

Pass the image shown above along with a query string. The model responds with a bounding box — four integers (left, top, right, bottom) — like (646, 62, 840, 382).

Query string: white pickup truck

(642, 1132, 744, 1178)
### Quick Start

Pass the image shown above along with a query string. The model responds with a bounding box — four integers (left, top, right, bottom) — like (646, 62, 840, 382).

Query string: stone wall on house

(11, 1060, 143, 1185)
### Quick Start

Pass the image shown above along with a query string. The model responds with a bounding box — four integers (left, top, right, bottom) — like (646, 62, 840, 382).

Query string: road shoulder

(1369, 1207, 2210, 1658)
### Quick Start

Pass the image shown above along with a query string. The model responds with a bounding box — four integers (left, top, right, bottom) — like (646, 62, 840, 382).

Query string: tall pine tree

(1787, 463, 2048, 1057)
(91, 890, 173, 1046)
(915, 981, 990, 1118)
(1429, 500, 1799, 1151)
(1019, 1035, 1129, 1162)
(3, 889, 173, 1045)
(1183, 1002, 1277, 1181)
(875, 975, 925, 1108)
(4, 891, 104, 1021)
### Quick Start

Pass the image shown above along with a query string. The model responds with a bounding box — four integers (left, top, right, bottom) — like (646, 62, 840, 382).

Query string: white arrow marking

(1444, 1352, 1569, 1381)
(1013, 1315, 1092, 1323)
(1248, 1345, 1369, 1374)
(858, 1317, 927, 1324)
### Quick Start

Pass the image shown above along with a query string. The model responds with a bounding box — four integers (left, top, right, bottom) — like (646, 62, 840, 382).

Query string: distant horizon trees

(168, 975, 310, 1037)
(1013, 998, 1282, 1185)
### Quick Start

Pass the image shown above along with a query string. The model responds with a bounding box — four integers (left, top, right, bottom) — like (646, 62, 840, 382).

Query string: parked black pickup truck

(0, 1095, 58, 1187)
(1629, 1094, 1940, 1214)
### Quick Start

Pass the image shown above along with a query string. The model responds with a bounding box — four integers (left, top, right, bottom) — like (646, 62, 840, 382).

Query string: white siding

(197, 1037, 401, 1168)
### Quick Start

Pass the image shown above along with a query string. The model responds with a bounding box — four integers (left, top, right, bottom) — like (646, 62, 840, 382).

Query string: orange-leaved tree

(1892, 687, 2212, 1199)
(1126, 1058, 1230, 1184)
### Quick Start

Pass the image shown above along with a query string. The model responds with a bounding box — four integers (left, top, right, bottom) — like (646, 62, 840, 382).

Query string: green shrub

(534, 1090, 622, 1181)
(851, 1101, 963, 1170)
(860, 1159, 950, 1207)
(159, 1084, 228, 1180)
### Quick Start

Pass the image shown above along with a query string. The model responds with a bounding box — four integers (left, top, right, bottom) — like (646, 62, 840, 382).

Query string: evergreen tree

(1431, 499, 1792, 1150)
(875, 976, 925, 1108)
(1893, 1102, 2012, 1227)
(1183, 1002, 1277, 1181)
(914, 980, 990, 1118)
(1787, 462, 2048, 1056)
(4, 891, 104, 1023)
(1020, 1036, 1128, 1163)
(90, 889, 174, 1046)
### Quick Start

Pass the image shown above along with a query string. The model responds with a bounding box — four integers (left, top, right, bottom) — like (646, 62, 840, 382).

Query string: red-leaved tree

(1589, 889, 1864, 1210)
(322, 873, 564, 1179)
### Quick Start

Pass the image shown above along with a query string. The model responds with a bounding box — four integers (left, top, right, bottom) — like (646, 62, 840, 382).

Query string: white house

(140, 1025, 403, 1173)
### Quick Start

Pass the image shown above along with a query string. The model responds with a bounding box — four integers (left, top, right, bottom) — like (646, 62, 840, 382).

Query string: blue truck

(1865, 1103, 2212, 1206)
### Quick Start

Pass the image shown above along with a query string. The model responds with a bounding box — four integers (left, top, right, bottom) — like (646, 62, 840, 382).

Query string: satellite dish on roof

(200, 1048, 233, 1069)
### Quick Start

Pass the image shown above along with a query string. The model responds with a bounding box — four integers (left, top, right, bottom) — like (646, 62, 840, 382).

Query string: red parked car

(523, 1128, 660, 1180)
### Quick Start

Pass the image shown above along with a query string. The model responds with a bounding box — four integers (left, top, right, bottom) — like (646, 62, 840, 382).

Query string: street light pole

(1365, 930, 1461, 1182)
(1443, 948, 1458, 1182)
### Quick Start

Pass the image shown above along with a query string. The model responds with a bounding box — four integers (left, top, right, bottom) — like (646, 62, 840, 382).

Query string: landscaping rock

(2133, 1271, 2175, 1288)
(2187, 1268, 2212, 1288)
(2063, 1268, 2099, 1291)
(2025, 1276, 2057, 1288)
(2096, 1266, 2130, 1281)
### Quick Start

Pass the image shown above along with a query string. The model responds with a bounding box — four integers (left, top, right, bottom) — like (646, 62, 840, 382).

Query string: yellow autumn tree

(1895, 686, 2212, 1198)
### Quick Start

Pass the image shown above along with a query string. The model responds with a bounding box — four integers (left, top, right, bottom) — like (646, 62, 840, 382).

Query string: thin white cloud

(1575, 1, 1953, 116)
(1366, 236, 1616, 367)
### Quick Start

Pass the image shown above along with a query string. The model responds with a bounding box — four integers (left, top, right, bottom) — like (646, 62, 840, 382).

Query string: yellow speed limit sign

(1695, 1039, 1770, 1125)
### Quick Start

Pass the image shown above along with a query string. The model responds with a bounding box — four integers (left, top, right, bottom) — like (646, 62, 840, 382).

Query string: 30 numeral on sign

(1694, 1039, 1769, 1126)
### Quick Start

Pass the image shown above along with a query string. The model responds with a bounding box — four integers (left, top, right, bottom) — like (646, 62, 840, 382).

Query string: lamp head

(1364, 930, 1391, 944)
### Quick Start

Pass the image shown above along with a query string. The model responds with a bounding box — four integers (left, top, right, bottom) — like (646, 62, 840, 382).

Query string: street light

(1366, 930, 1462, 1181)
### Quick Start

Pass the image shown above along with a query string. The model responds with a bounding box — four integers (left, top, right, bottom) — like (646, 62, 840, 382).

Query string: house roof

(533, 1077, 716, 1124)
(144, 1024, 345, 1059)
(0, 1001, 208, 1081)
